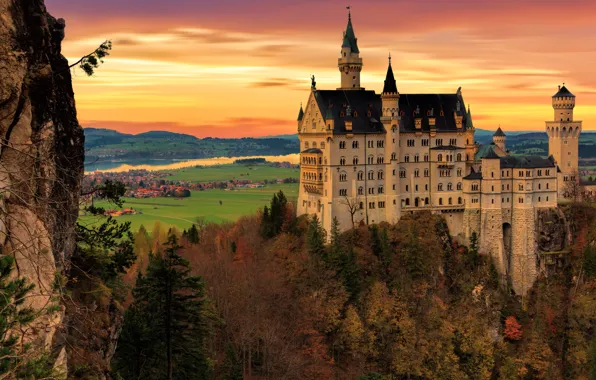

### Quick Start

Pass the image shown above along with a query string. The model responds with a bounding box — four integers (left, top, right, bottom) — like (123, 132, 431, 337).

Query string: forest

(108, 191, 596, 379)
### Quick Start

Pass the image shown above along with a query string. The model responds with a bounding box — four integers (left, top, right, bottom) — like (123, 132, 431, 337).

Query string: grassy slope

(81, 184, 299, 233)
(165, 164, 300, 182)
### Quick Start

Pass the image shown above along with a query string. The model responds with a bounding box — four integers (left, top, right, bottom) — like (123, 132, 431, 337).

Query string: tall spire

(297, 103, 304, 121)
(466, 105, 474, 129)
(382, 53, 398, 94)
(341, 6, 359, 54)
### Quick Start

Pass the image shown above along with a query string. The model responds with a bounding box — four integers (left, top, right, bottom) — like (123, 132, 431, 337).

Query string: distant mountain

(257, 134, 299, 141)
(83, 128, 300, 161)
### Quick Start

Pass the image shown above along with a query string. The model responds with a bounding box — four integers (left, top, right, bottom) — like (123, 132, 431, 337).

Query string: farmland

(80, 183, 299, 233)
(165, 164, 300, 182)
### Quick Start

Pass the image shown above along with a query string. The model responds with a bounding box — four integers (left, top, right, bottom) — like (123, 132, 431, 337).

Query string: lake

(84, 154, 301, 173)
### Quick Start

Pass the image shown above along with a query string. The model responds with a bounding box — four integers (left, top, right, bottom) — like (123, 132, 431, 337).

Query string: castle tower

(545, 84, 582, 188)
(337, 9, 363, 90)
(297, 103, 304, 131)
(381, 55, 400, 223)
(493, 127, 506, 153)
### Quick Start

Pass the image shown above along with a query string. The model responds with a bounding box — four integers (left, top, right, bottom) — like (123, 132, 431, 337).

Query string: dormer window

(353, 111, 358, 117)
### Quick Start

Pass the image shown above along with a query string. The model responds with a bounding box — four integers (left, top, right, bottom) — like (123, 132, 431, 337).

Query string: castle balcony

(302, 180, 324, 194)
(437, 163, 455, 169)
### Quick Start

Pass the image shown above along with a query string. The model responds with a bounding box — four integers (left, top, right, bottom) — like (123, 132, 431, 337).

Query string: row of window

(302, 156, 321, 165)
(399, 168, 463, 178)
(304, 141, 325, 149)
(338, 140, 386, 149)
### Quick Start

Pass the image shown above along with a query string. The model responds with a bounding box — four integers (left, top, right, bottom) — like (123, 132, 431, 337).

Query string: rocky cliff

(1, 0, 84, 373)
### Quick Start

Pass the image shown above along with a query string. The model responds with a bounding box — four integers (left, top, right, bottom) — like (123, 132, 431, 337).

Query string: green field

(80, 183, 299, 233)
(164, 164, 300, 183)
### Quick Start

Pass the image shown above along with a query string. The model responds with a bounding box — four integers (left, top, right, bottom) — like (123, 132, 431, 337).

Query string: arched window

(399, 169, 406, 178)
(458, 197, 462, 204)
(391, 152, 397, 160)
(405, 198, 410, 206)
(414, 169, 420, 177)
(353, 156, 359, 165)
(358, 186, 364, 195)
(352, 141, 359, 149)
(457, 182, 462, 190)
(447, 183, 453, 191)
(305, 142, 309, 149)
(439, 198, 443, 205)
(438, 154, 443, 162)
(457, 153, 462, 161)
(340, 157, 346, 165)
(339, 172, 347, 182)
(378, 171, 384, 180)
(368, 155, 374, 164)
(404, 155, 410, 163)
(448, 197, 453, 205)
(368, 171, 375, 180)
(424, 154, 429, 162)
(438, 183, 444, 191)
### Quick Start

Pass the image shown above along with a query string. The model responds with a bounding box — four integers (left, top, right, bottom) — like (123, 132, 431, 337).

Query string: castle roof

(301, 148, 322, 154)
(493, 127, 505, 137)
(297, 104, 304, 121)
(382, 59, 398, 94)
(430, 145, 465, 150)
(552, 85, 575, 98)
(499, 155, 556, 169)
(463, 171, 482, 180)
(313, 90, 472, 134)
(481, 147, 500, 159)
(466, 105, 474, 129)
(341, 12, 360, 54)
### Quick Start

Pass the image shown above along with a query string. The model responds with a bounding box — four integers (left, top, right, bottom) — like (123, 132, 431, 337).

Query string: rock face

(1, 0, 84, 373)
(536, 208, 568, 252)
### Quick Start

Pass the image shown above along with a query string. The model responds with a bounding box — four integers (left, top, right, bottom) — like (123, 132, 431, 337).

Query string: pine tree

(370, 225, 382, 258)
(260, 205, 273, 238)
(114, 234, 215, 379)
(328, 217, 342, 265)
(307, 214, 326, 258)
(0, 255, 54, 377)
(379, 228, 393, 276)
(187, 224, 200, 245)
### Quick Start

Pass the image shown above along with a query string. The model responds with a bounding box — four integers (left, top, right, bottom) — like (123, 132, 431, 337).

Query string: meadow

(80, 183, 299, 233)
(165, 164, 300, 182)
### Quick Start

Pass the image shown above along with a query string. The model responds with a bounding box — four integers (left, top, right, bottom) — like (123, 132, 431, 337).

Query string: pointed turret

(338, 8, 363, 90)
(466, 105, 474, 129)
(342, 10, 359, 54)
(297, 103, 304, 121)
(493, 126, 506, 153)
(382, 54, 398, 94)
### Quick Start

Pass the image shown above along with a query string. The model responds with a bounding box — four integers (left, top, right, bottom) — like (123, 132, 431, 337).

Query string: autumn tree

(504, 316, 523, 341)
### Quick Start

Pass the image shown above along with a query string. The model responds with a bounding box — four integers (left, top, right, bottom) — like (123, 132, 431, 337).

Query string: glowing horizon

(46, 0, 596, 138)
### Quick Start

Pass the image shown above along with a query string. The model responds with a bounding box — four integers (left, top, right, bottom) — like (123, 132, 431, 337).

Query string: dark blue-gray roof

(301, 148, 322, 154)
(313, 90, 470, 134)
(553, 85, 575, 98)
(499, 155, 556, 169)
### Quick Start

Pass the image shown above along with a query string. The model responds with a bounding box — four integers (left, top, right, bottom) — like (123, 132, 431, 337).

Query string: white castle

(296, 11, 582, 295)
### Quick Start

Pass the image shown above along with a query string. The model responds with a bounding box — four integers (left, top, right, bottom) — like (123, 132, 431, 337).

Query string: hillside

(84, 128, 300, 160)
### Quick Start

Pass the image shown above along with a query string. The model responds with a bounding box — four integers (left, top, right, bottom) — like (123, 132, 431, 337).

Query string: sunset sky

(46, 0, 596, 138)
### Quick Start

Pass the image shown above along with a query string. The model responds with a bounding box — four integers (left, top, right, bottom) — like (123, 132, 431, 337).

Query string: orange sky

(46, 0, 596, 138)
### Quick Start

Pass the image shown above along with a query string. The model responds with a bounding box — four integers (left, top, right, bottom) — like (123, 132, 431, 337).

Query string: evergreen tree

(114, 234, 215, 379)
(340, 244, 361, 299)
(379, 228, 393, 275)
(404, 232, 425, 278)
(260, 205, 273, 238)
(584, 245, 596, 278)
(370, 225, 382, 258)
(221, 344, 243, 380)
(466, 231, 480, 268)
(187, 224, 200, 245)
(328, 217, 342, 265)
(307, 214, 326, 258)
(0, 255, 55, 378)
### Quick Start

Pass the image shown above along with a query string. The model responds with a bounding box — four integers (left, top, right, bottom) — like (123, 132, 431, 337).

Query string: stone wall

(480, 209, 504, 267)
(1, 0, 84, 372)
(510, 208, 537, 295)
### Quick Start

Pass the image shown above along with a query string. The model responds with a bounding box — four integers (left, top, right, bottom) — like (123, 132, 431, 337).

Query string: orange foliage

(504, 316, 523, 341)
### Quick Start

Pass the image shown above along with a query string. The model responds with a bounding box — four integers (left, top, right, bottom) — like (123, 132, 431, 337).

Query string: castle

(296, 11, 582, 295)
